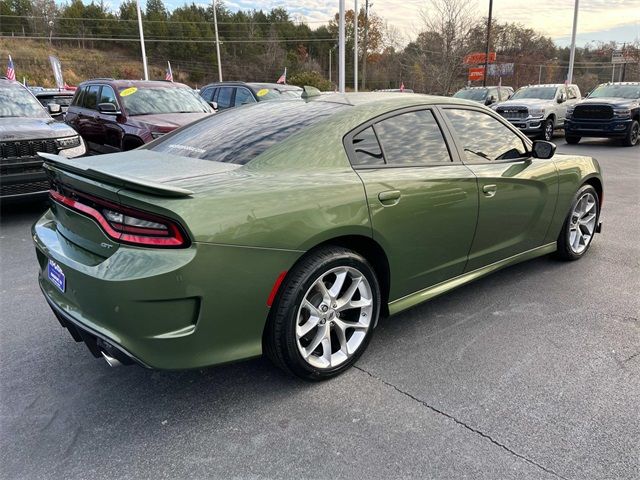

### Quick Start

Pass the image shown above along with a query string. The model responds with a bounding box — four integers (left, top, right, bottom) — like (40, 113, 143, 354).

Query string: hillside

(0, 39, 194, 87)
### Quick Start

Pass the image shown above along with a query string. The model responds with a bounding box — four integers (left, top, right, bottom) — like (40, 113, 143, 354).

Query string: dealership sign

(464, 52, 496, 65)
(488, 63, 514, 76)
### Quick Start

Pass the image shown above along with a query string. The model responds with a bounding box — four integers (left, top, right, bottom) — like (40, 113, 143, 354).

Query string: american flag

(165, 61, 173, 82)
(6, 55, 16, 81)
(276, 67, 287, 85)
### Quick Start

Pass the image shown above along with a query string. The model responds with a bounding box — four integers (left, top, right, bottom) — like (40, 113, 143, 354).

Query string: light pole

(354, 0, 358, 92)
(567, 0, 579, 84)
(213, 0, 223, 82)
(339, 0, 346, 93)
(135, 0, 148, 80)
(482, 0, 493, 87)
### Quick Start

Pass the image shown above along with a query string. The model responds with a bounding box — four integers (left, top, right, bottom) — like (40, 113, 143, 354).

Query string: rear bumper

(33, 209, 301, 370)
(42, 288, 149, 368)
(565, 118, 632, 138)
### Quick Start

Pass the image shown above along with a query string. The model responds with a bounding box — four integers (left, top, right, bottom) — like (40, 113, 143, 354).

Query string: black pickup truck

(565, 82, 640, 147)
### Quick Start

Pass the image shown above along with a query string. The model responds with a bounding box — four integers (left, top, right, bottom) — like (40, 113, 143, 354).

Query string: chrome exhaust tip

(101, 350, 124, 367)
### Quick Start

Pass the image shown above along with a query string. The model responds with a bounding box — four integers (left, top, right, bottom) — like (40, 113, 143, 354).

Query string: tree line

(1, 0, 637, 92)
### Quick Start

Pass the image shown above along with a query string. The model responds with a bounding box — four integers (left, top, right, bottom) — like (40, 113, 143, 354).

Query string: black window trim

(436, 104, 534, 165)
(343, 105, 462, 170)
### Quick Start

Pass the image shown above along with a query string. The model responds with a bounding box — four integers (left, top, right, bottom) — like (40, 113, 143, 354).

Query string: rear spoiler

(39, 153, 194, 198)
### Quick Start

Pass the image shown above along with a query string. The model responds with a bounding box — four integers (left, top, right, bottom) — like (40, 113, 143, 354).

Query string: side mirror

(557, 93, 566, 104)
(531, 140, 556, 159)
(97, 102, 120, 115)
(47, 103, 62, 115)
(208, 101, 218, 111)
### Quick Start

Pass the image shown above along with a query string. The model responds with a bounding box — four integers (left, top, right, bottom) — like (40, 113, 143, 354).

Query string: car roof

(79, 79, 190, 89)
(0, 79, 28, 89)
(34, 90, 75, 97)
(519, 84, 576, 88)
(200, 81, 302, 91)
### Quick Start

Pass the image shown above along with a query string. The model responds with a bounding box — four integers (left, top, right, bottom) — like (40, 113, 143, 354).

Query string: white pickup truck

(493, 84, 582, 141)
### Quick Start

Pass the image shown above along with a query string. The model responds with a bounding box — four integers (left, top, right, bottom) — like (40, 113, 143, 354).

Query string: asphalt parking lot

(1, 139, 638, 480)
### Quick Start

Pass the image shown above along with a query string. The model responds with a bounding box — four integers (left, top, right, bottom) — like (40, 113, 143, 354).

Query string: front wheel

(539, 118, 554, 142)
(556, 185, 600, 261)
(623, 120, 639, 147)
(565, 135, 581, 144)
(264, 247, 381, 380)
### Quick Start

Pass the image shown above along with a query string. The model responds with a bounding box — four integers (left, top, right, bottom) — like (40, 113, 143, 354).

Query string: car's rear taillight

(49, 189, 189, 248)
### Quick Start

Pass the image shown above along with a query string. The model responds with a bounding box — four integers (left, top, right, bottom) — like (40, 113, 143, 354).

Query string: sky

(83, 0, 640, 47)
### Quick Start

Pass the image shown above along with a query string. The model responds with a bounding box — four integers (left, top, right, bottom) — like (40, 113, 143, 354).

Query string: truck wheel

(539, 118, 554, 142)
(565, 135, 581, 145)
(623, 120, 639, 147)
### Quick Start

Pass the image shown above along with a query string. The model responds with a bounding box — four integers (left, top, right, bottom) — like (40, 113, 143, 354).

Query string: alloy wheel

(631, 122, 639, 145)
(295, 266, 373, 369)
(568, 192, 597, 254)
(544, 120, 554, 141)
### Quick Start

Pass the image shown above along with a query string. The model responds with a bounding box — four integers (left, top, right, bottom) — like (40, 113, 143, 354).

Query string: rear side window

(374, 110, 451, 165)
(201, 87, 216, 102)
(352, 127, 384, 166)
(217, 87, 233, 109)
(148, 100, 348, 165)
(235, 87, 255, 106)
(73, 87, 86, 107)
(84, 85, 100, 110)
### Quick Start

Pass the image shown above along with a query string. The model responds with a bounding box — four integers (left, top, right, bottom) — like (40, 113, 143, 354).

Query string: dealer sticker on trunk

(47, 259, 66, 293)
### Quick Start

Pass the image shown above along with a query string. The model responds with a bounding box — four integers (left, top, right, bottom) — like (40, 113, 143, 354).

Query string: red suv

(65, 79, 213, 154)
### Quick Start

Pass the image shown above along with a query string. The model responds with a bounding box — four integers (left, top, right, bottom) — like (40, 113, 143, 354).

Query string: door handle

(482, 184, 497, 197)
(378, 190, 401, 205)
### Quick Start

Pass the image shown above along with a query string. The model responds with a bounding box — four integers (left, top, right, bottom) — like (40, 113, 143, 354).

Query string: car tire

(539, 117, 554, 142)
(264, 246, 381, 381)
(555, 184, 600, 261)
(565, 135, 581, 144)
(623, 120, 639, 147)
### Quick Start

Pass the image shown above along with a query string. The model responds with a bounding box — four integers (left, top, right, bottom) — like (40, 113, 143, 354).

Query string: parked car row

(2, 76, 637, 202)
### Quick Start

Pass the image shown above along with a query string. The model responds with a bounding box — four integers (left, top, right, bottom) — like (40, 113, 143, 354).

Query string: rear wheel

(556, 185, 599, 261)
(264, 247, 381, 380)
(623, 120, 639, 147)
(565, 135, 581, 144)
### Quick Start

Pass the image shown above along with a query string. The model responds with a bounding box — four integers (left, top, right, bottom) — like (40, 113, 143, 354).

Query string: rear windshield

(118, 86, 211, 116)
(38, 95, 74, 107)
(588, 84, 640, 99)
(453, 89, 488, 101)
(147, 100, 348, 165)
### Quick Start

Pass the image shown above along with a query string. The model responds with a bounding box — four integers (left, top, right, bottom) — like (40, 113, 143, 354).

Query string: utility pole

(339, 0, 345, 93)
(361, 0, 369, 90)
(213, 0, 223, 81)
(482, 0, 493, 87)
(567, 0, 579, 84)
(538, 64, 542, 84)
(621, 43, 627, 82)
(354, 0, 358, 92)
(135, 0, 148, 80)
(329, 49, 332, 83)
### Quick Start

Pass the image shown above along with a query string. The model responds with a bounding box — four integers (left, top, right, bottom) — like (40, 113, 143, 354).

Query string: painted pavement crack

(354, 365, 569, 480)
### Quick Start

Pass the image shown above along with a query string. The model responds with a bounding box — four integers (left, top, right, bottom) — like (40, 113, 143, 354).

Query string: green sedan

(33, 93, 603, 380)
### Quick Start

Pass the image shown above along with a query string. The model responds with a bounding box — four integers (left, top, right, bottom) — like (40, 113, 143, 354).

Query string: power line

(0, 35, 337, 44)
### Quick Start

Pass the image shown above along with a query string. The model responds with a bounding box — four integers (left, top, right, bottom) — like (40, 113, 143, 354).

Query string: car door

(96, 85, 123, 153)
(440, 106, 558, 271)
(345, 107, 479, 300)
(75, 85, 102, 152)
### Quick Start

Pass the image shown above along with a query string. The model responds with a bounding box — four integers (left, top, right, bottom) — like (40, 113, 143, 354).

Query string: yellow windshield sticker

(256, 88, 269, 97)
(120, 87, 138, 97)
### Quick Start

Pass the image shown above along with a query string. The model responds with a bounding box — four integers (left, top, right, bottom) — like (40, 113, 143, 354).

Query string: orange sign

(464, 52, 496, 65)
(468, 67, 485, 81)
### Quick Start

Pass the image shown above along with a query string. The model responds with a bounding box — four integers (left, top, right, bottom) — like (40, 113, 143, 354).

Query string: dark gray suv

(0, 79, 85, 200)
